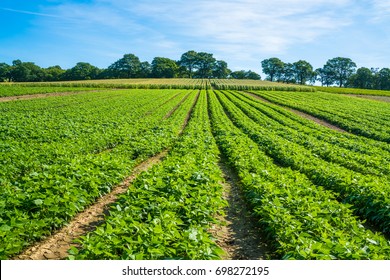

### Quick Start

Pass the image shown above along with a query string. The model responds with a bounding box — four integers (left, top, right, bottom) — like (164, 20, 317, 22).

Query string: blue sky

(0, 0, 389, 74)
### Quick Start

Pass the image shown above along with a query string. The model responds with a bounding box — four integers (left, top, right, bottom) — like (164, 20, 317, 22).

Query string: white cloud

(125, 0, 355, 54)
(24, 0, 388, 69)
(370, 0, 390, 21)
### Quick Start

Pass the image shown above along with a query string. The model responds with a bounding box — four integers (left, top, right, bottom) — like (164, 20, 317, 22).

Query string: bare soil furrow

(14, 150, 168, 260)
(0, 90, 110, 102)
(163, 92, 191, 119)
(210, 155, 271, 260)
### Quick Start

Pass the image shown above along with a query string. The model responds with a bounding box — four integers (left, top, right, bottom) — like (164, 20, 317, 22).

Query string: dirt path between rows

(346, 94, 390, 103)
(15, 151, 168, 260)
(15, 92, 199, 260)
(164, 92, 191, 119)
(210, 156, 271, 260)
(0, 90, 110, 103)
(244, 91, 348, 133)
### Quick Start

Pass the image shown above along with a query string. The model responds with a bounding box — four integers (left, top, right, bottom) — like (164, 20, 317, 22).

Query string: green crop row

(215, 91, 390, 236)
(69, 91, 226, 260)
(0, 89, 196, 259)
(254, 91, 390, 143)
(225, 91, 390, 178)
(208, 90, 390, 259)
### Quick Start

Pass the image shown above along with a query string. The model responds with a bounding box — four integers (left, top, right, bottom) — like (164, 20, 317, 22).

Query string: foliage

(70, 92, 226, 260)
(319, 57, 357, 87)
(151, 57, 178, 78)
(208, 90, 390, 259)
(256, 90, 390, 142)
(229, 70, 261, 80)
(0, 89, 195, 259)
(261, 57, 284, 82)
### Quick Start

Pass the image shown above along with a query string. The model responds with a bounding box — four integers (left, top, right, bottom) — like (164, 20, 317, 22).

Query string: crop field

(1, 81, 390, 260)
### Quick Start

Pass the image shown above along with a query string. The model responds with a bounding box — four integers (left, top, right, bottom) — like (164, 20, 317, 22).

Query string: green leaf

(0, 225, 12, 232)
(33, 199, 43, 206)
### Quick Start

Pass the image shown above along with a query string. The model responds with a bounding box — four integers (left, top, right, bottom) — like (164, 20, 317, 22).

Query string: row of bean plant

(0, 89, 196, 259)
(254, 90, 390, 143)
(215, 91, 390, 236)
(208, 90, 390, 259)
(225, 90, 390, 178)
(69, 91, 226, 260)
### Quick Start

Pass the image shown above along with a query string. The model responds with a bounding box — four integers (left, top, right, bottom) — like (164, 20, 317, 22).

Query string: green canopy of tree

(323, 57, 357, 87)
(230, 70, 261, 80)
(107, 54, 142, 78)
(63, 62, 101, 80)
(178, 50, 198, 78)
(261, 57, 284, 82)
(292, 60, 315, 85)
(151, 57, 178, 78)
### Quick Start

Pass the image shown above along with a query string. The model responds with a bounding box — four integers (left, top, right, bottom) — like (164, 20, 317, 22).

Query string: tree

(9, 60, 46, 82)
(323, 57, 357, 87)
(282, 63, 295, 83)
(107, 54, 142, 78)
(63, 62, 101, 80)
(140, 61, 152, 78)
(292, 60, 314, 85)
(194, 52, 216, 78)
(261, 57, 284, 82)
(0, 63, 11, 81)
(230, 70, 246, 79)
(245, 70, 261, 80)
(44, 65, 66, 81)
(212, 60, 231, 78)
(230, 70, 261, 80)
(178, 50, 198, 78)
(315, 66, 333, 87)
(151, 57, 178, 78)
(376, 68, 390, 90)
(347, 67, 373, 89)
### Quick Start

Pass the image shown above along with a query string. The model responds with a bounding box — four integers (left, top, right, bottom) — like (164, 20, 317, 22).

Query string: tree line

(0, 51, 260, 82)
(261, 57, 390, 90)
(1, 52, 389, 90)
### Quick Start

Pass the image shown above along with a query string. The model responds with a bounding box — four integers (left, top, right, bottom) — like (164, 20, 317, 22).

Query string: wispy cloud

(0, 7, 62, 18)
(370, 0, 390, 22)
(4, 0, 387, 70)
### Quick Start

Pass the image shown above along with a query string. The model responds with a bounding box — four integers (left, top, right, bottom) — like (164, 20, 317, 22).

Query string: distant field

(314, 86, 390, 96)
(2, 78, 314, 92)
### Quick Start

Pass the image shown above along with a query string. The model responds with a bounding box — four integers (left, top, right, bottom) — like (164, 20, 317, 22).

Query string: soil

(348, 95, 390, 103)
(210, 155, 271, 260)
(0, 90, 106, 103)
(244, 91, 348, 133)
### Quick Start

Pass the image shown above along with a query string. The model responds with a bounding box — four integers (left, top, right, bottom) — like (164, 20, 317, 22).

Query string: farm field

(1, 81, 390, 260)
(1, 78, 314, 92)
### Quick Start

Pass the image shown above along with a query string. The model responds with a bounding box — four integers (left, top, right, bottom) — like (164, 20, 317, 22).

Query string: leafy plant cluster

(227, 90, 390, 177)
(215, 90, 390, 236)
(70, 91, 226, 260)
(256, 90, 390, 143)
(0, 89, 197, 259)
(208, 90, 390, 259)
